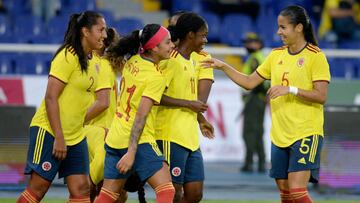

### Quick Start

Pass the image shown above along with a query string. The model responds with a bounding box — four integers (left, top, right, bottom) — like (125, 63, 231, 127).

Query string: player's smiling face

(155, 32, 175, 60)
(86, 17, 107, 51)
(277, 15, 298, 46)
(193, 24, 208, 53)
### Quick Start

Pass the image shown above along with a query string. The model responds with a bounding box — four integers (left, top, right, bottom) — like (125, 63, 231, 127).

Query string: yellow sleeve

(142, 74, 166, 104)
(50, 48, 78, 83)
(198, 54, 214, 80)
(96, 59, 113, 91)
(162, 59, 176, 88)
(256, 52, 272, 80)
(311, 52, 331, 82)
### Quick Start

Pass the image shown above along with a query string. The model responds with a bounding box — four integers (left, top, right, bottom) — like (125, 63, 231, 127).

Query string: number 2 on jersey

(119, 78, 137, 121)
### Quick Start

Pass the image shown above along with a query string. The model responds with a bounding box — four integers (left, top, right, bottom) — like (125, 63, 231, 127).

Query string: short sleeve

(197, 54, 214, 80)
(50, 48, 78, 83)
(256, 52, 272, 80)
(161, 59, 176, 88)
(142, 74, 166, 104)
(311, 52, 331, 82)
(96, 59, 113, 91)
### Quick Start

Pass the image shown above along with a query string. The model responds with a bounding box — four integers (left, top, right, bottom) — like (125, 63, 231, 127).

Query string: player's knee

(69, 180, 90, 197)
(173, 186, 183, 202)
(185, 190, 203, 203)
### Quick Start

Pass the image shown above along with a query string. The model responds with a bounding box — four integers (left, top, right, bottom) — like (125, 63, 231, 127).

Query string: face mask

(246, 47, 257, 53)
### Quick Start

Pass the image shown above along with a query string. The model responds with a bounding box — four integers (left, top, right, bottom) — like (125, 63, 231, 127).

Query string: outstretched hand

(201, 58, 225, 70)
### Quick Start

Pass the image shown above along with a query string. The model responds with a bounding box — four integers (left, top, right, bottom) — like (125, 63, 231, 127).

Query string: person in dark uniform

(241, 32, 269, 173)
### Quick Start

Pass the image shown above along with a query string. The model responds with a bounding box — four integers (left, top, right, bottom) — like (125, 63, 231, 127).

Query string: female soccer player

(17, 11, 107, 203)
(82, 27, 125, 202)
(156, 12, 213, 203)
(202, 5, 330, 203)
(94, 24, 175, 203)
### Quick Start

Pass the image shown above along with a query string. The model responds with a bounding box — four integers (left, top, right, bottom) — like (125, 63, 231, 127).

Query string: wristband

(289, 86, 298, 95)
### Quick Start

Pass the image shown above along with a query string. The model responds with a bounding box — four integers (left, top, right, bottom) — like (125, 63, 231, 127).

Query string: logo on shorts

(171, 167, 181, 177)
(297, 157, 307, 164)
(42, 161, 52, 171)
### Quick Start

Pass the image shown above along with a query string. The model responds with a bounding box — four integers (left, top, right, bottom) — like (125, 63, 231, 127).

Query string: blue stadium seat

(97, 9, 115, 27)
(61, 0, 96, 12)
(338, 40, 360, 49)
(200, 12, 220, 42)
(0, 15, 13, 43)
(47, 16, 68, 44)
(114, 17, 144, 36)
(15, 54, 50, 75)
(171, 0, 204, 13)
(328, 58, 356, 79)
(220, 14, 255, 46)
(13, 15, 46, 43)
(256, 12, 278, 47)
(0, 54, 15, 74)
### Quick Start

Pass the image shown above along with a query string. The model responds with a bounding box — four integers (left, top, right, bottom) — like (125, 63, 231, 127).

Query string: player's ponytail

(105, 23, 166, 68)
(280, 5, 318, 46)
(53, 11, 104, 72)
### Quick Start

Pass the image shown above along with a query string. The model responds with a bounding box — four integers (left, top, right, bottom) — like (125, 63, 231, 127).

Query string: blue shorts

(270, 135, 323, 183)
(24, 126, 89, 181)
(104, 143, 165, 182)
(157, 140, 204, 184)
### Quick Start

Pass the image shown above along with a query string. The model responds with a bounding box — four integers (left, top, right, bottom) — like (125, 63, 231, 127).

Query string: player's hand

(116, 151, 135, 174)
(201, 58, 225, 70)
(52, 135, 67, 160)
(267, 85, 289, 99)
(187, 100, 208, 113)
(199, 119, 215, 139)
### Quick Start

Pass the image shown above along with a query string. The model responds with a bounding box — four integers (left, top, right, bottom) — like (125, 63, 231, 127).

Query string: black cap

(243, 32, 262, 43)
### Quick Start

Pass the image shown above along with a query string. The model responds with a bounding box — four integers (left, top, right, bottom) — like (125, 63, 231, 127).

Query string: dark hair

(168, 10, 187, 25)
(105, 24, 162, 58)
(53, 11, 104, 72)
(170, 12, 206, 42)
(280, 5, 318, 46)
(104, 27, 120, 48)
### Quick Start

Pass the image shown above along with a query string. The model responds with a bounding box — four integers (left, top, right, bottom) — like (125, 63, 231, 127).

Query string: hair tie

(139, 29, 143, 38)
(77, 12, 85, 23)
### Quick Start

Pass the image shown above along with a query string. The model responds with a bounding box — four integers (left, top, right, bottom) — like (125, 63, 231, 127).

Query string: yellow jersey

(256, 44, 331, 147)
(88, 58, 118, 128)
(30, 47, 101, 146)
(155, 50, 199, 151)
(191, 51, 214, 81)
(105, 54, 166, 149)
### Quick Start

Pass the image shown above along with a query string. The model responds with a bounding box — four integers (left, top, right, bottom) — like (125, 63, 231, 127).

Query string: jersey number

(86, 76, 94, 92)
(281, 72, 289, 86)
(118, 78, 137, 121)
(190, 77, 196, 94)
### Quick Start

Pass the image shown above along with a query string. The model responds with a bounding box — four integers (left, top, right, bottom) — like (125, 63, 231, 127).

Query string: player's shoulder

(305, 43, 322, 54)
(170, 49, 180, 59)
(271, 45, 288, 52)
(191, 51, 211, 60)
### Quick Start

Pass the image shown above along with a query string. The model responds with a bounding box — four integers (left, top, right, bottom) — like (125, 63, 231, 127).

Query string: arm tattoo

(128, 115, 147, 152)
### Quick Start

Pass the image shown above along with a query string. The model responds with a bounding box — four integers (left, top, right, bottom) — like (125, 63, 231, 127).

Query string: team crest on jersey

(297, 58, 305, 68)
(42, 161, 52, 171)
(171, 167, 181, 177)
